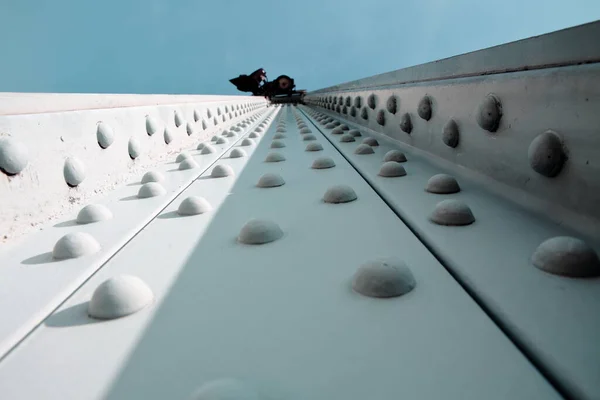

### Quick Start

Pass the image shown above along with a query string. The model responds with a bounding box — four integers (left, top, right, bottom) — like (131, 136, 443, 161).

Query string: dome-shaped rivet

(206, 109, 212, 118)
(345, 96, 352, 107)
(305, 142, 323, 152)
(386, 95, 398, 114)
(528, 130, 567, 177)
(226, 131, 237, 138)
(331, 127, 343, 135)
(376, 110, 386, 126)
(52, 232, 100, 260)
(193, 109, 201, 122)
(417, 96, 432, 121)
(442, 119, 459, 148)
(201, 144, 217, 154)
(213, 117, 218, 125)
(273, 133, 286, 139)
(141, 170, 165, 184)
(138, 182, 166, 198)
(383, 150, 407, 163)
(340, 134, 355, 142)
(303, 134, 316, 141)
(201, 120, 207, 130)
(361, 107, 369, 120)
(333, 121, 341, 127)
(270, 140, 285, 148)
(241, 138, 255, 146)
(238, 219, 284, 245)
(229, 148, 247, 158)
(257, 172, 285, 188)
(323, 184, 357, 204)
(178, 196, 212, 216)
(338, 95, 344, 104)
(96, 122, 115, 149)
(216, 137, 228, 145)
(164, 127, 174, 144)
(368, 94, 377, 110)
(211, 135, 219, 142)
(312, 157, 336, 169)
(300, 127, 311, 134)
(175, 151, 193, 162)
(362, 137, 379, 146)
(429, 199, 475, 226)
(174, 110, 184, 127)
(477, 94, 502, 132)
(186, 122, 195, 136)
(354, 96, 362, 108)
(378, 161, 406, 177)
(63, 157, 86, 187)
(276, 127, 286, 133)
(348, 129, 362, 137)
(354, 144, 375, 155)
(145, 116, 158, 136)
(532, 236, 600, 277)
(400, 113, 412, 134)
(128, 137, 141, 159)
(0, 137, 28, 175)
(249, 132, 259, 138)
(76, 204, 113, 224)
(426, 174, 460, 194)
(88, 275, 153, 320)
(350, 106, 357, 117)
(325, 123, 336, 129)
(179, 158, 199, 170)
(211, 164, 234, 178)
(352, 257, 416, 298)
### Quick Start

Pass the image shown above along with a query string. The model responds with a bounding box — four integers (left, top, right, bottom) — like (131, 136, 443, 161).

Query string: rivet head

(270, 140, 286, 148)
(276, 127, 286, 133)
(241, 138, 255, 146)
(339, 124, 349, 130)
(384, 150, 407, 163)
(305, 142, 323, 152)
(528, 130, 566, 177)
(349, 129, 362, 137)
(0, 137, 28, 175)
(340, 134, 355, 142)
(350, 107, 357, 117)
(386, 95, 398, 114)
(362, 137, 379, 147)
(238, 219, 284, 245)
(426, 174, 460, 194)
(96, 122, 115, 149)
(273, 133, 286, 139)
(255, 127, 264, 133)
(206, 109, 212, 118)
(225, 131, 237, 138)
(336, 105, 341, 113)
(138, 182, 166, 198)
(354, 96, 362, 108)
(257, 172, 285, 188)
(378, 161, 407, 177)
(193, 109, 201, 122)
(63, 157, 86, 187)
(532, 236, 600, 277)
(368, 94, 377, 110)
(325, 123, 336, 129)
(201, 120, 208, 130)
(354, 144, 375, 155)
(76, 204, 113, 224)
(352, 257, 416, 298)
(174, 110, 184, 127)
(211, 164, 234, 178)
(429, 199, 475, 226)
(186, 122, 195, 136)
(399, 113, 412, 134)
(128, 137, 141, 159)
(417, 96, 432, 121)
(52, 232, 100, 260)
(179, 158, 199, 170)
(88, 275, 153, 320)
(338, 96, 343, 104)
(163, 127, 174, 144)
(145, 116, 158, 136)
(303, 134, 317, 141)
(342, 106, 348, 114)
(331, 127, 344, 135)
(201, 144, 217, 154)
(213, 117, 218, 125)
(229, 148, 246, 158)
(477, 94, 502, 132)
(178, 196, 212, 216)
(249, 132, 259, 138)
(311, 157, 336, 169)
(216, 137, 228, 145)
(300, 127, 311, 134)
(141, 170, 165, 183)
(323, 185, 357, 203)
(211, 135, 219, 142)
(175, 151, 193, 162)
(442, 119, 460, 148)
(345, 96, 352, 107)
(190, 378, 261, 400)
(361, 107, 369, 120)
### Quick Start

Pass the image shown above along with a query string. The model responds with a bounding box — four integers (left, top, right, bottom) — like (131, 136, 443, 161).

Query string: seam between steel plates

(308, 58, 600, 94)
(299, 106, 572, 400)
(0, 108, 276, 364)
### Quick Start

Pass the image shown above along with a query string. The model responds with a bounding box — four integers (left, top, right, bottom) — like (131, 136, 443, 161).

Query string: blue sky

(0, 0, 598, 94)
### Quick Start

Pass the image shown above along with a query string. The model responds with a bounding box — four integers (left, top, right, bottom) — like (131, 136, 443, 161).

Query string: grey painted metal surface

(0, 107, 559, 400)
(310, 20, 600, 93)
